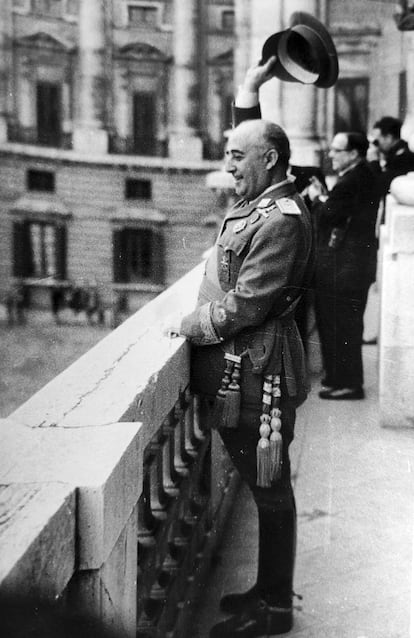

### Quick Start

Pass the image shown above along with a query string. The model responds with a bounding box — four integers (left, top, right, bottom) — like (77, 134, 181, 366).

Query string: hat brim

(261, 11, 338, 89)
(261, 30, 320, 84)
(290, 12, 339, 88)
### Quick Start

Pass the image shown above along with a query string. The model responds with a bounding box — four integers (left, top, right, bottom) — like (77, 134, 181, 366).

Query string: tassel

(270, 378, 283, 482)
(221, 355, 242, 428)
(256, 435, 271, 488)
(212, 355, 233, 428)
(256, 375, 273, 487)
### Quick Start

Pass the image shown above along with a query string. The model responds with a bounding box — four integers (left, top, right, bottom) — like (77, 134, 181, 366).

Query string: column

(248, 0, 283, 125)
(18, 58, 35, 132)
(73, 0, 108, 154)
(0, 0, 12, 142)
(401, 32, 414, 151)
(281, 0, 324, 165)
(113, 65, 130, 152)
(168, 0, 203, 161)
(379, 173, 414, 428)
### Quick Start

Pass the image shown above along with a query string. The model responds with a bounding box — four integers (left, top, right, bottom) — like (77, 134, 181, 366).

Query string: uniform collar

(226, 179, 297, 220)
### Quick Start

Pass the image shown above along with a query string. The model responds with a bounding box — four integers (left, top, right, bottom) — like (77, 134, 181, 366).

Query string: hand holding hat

(242, 56, 278, 92)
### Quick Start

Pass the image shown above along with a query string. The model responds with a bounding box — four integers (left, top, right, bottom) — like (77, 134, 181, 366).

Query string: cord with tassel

(270, 375, 283, 482)
(256, 374, 273, 487)
(213, 352, 242, 429)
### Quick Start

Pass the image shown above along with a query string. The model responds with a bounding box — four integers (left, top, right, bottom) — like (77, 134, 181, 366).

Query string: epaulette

(275, 197, 302, 215)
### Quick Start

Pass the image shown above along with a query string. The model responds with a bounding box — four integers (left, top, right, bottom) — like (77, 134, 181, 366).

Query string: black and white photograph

(0, 1, 414, 637)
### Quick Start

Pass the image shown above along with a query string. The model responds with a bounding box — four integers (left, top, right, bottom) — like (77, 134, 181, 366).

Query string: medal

(234, 220, 247, 233)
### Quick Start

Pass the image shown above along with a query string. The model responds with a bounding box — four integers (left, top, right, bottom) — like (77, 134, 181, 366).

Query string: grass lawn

(0, 309, 111, 417)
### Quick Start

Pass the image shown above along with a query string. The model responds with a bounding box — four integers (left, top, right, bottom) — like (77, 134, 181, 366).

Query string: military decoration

(233, 220, 247, 233)
(256, 374, 283, 487)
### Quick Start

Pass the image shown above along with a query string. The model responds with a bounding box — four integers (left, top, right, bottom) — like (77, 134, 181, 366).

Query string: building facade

(0, 0, 412, 312)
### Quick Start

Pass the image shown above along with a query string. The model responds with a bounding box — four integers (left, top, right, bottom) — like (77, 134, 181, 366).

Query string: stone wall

(379, 172, 414, 428)
(0, 145, 223, 311)
(0, 261, 239, 637)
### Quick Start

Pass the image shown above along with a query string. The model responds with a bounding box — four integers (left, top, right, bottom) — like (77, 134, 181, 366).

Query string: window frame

(30, 0, 62, 18)
(126, 2, 161, 28)
(12, 218, 67, 281)
(221, 9, 235, 32)
(112, 225, 165, 288)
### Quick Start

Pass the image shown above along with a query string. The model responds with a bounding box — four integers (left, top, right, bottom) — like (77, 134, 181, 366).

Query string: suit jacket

(313, 159, 380, 293)
(181, 180, 313, 407)
(370, 139, 414, 198)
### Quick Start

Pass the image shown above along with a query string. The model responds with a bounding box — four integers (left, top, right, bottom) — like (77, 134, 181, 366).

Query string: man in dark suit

(308, 132, 380, 399)
(165, 111, 313, 635)
(370, 116, 414, 199)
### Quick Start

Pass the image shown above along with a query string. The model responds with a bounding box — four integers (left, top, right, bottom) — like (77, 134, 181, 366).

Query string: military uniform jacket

(180, 180, 313, 408)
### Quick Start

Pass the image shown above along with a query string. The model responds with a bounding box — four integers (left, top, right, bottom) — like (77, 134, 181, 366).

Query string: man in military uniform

(166, 105, 313, 635)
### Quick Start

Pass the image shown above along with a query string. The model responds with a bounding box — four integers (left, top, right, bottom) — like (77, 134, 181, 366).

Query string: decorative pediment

(209, 49, 234, 66)
(15, 32, 74, 52)
(118, 42, 169, 62)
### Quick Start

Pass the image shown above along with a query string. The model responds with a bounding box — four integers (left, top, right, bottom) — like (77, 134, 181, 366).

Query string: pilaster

(73, 0, 109, 154)
(0, 0, 12, 142)
(168, 0, 203, 161)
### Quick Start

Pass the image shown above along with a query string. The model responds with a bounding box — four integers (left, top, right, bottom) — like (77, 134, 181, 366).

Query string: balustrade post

(379, 172, 414, 427)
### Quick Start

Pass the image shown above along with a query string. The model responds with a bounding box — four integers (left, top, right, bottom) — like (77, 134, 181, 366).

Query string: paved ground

(0, 307, 110, 417)
(193, 345, 414, 638)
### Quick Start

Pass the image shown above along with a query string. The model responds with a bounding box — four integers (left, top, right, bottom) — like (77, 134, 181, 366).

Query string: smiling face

(224, 121, 275, 201)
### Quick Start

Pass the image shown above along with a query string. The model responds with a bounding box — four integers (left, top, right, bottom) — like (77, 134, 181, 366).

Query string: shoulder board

(257, 197, 272, 208)
(275, 197, 302, 215)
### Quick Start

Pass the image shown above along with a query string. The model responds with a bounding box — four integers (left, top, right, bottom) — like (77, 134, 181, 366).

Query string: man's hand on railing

(162, 313, 185, 339)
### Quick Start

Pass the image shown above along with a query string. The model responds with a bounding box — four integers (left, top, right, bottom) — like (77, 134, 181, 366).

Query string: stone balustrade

(379, 172, 414, 428)
(0, 261, 239, 637)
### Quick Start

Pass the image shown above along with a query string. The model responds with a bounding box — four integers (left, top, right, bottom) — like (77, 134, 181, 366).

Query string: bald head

(225, 119, 291, 201)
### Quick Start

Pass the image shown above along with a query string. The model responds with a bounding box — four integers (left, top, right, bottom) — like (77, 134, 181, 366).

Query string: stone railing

(379, 172, 414, 428)
(0, 261, 239, 637)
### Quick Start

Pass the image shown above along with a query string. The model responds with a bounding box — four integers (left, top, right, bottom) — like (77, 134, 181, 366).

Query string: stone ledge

(0, 482, 76, 597)
(0, 419, 143, 569)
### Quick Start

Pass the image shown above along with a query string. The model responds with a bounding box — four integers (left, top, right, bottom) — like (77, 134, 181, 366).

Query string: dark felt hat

(260, 11, 339, 88)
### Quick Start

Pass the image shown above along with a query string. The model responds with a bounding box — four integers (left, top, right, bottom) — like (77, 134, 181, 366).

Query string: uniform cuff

(235, 86, 259, 108)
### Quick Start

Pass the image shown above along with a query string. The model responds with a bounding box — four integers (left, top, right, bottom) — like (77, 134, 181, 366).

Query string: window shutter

(13, 221, 30, 277)
(113, 229, 126, 283)
(151, 229, 165, 285)
(56, 225, 67, 280)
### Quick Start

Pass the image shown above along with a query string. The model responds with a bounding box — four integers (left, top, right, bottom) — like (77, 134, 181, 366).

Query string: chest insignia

(276, 197, 302, 215)
(250, 212, 260, 224)
(257, 197, 272, 208)
(234, 219, 247, 233)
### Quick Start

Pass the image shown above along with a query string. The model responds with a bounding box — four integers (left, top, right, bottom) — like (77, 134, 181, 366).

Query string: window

(125, 178, 152, 200)
(31, 0, 62, 17)
(334, 78, 369, 134)
(64, 0, 78, 17)
(37, 83, 62, 147)
(13, 0, 29, 10)
(113, 227, 164, 284)
(133, 92, 157, 155)
(221, 10, 235, 31)
(27, 169, 55, 192)
(128, 5, 158, 26)
(399, 70, 407, 121)
(13, 221, 66, 279)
